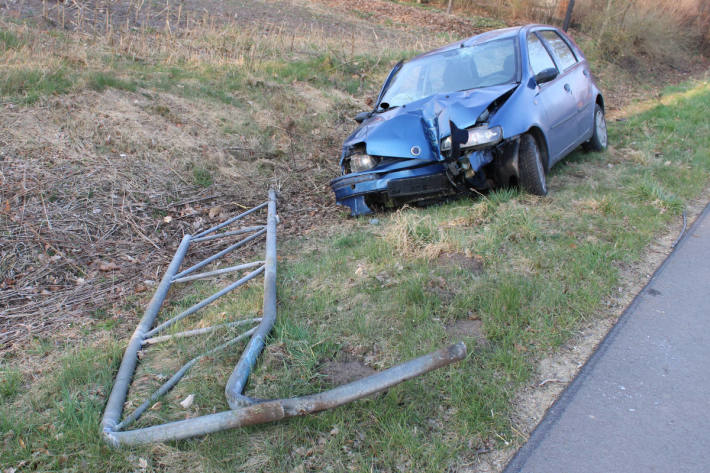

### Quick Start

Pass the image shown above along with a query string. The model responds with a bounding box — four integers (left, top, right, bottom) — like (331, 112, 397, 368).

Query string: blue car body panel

(342, 83, 519, 163)
(331, 24, 604, 216)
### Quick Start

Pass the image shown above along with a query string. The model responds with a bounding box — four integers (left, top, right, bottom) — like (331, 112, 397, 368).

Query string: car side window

(539, 30, 577, 71)
(527, 33, 556, 76)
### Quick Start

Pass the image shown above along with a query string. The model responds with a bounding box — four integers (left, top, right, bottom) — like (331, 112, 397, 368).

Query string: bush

(417, 0, 708, 69)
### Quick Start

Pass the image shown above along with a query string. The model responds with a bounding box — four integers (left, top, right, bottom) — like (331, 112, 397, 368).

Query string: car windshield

(379, 37, 518, 109)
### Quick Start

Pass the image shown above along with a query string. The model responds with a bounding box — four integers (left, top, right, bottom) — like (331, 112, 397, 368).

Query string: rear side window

(539, 30, 577, 71)
(527, 33, 556, 76)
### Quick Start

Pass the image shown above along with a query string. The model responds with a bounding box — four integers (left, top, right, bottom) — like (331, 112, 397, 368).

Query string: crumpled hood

(343, 83, 518, 162)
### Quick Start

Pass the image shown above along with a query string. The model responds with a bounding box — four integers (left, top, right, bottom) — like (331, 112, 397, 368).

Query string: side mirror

(354, 111, 371, 123)
(534, 67, 558, 85)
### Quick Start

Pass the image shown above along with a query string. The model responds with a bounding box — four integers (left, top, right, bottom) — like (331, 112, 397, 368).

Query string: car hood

(343, 83, 518, 162)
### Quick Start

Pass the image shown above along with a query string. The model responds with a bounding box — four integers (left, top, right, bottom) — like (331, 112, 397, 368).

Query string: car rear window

(527, 33, 556, 76)
(539, 30, 577, 71)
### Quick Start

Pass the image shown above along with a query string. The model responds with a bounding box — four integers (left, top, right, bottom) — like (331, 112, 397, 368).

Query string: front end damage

(330, 86, 521, 216)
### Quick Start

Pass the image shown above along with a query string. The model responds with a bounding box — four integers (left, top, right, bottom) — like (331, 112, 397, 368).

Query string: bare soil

(320, 358, 376, 386)
(437, 251, 483, 273)
(446, 319, 486, 346)
(313, 0, 497, 36)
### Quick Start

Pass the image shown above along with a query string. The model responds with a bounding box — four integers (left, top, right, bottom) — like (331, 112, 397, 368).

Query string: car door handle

(564, 83, 571, 93)
(583, 69, 590, 77)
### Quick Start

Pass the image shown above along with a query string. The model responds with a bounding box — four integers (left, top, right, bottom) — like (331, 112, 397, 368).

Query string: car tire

(518, 133, 548, 196)
(584, 104, 607, 152)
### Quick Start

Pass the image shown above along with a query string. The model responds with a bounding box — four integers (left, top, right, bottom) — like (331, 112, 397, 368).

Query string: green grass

(0, 366, 23, 400)
(87, 72, 138, 93)
(0, 68, 74, 103)
(192, 167, 213, 187)
(0, 28, 22, 49)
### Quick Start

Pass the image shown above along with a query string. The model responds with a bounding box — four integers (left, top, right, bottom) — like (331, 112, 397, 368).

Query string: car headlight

(440, 126, 503, 151)
(349, 153, 379, 173)
(441, 136, 452, 151)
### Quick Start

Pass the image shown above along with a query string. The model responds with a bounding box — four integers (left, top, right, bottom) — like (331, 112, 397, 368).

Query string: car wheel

(584, 104, 607, 152)
(518, 133, 548, 196)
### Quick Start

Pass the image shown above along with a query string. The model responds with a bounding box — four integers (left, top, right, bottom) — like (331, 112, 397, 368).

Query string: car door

(526, 31, 577, 163)
(538, 30, 593, 154)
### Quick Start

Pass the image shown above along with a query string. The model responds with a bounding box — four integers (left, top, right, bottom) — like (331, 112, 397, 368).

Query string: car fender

(488, 82, 552, 169)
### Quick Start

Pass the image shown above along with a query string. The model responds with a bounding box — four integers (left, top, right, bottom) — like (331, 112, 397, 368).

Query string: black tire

(584, 103, 608, 152)
(518, 133, 548, 196)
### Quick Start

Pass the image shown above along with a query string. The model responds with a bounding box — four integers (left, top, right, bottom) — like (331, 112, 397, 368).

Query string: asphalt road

(504, 203, 710, 473)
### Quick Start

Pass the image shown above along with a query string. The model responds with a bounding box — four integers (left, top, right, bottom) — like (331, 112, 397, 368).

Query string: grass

(192, 167, 213, 188)
(0, 68, 74, 104)
(2, 78, 707, 471)
(0, 28, 22, 49)
(87, 72, 138, 93)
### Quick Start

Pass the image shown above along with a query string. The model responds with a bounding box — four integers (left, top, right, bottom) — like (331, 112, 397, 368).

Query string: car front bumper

(330, 162, 451, 216)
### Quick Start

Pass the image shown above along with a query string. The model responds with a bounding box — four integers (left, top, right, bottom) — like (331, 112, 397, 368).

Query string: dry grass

(385, 209, 457, 259)
(0, 0, 456, 350)
(0, 88, 271, 345)
(423, 0, 709, 65)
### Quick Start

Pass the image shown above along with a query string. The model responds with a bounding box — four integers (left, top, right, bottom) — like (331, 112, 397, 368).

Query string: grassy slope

(1, 2, 710, 471)
(2, 78, 708, 471)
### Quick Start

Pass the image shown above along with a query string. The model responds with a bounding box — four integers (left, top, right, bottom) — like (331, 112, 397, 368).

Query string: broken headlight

(441, 125, 503, 152)
(349, 153, 380, 173)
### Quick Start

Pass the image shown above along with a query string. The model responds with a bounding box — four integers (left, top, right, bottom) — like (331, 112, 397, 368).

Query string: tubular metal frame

(102, 190, 466, 447)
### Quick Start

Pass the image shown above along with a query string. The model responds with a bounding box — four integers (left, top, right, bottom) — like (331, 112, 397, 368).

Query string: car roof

(408, 26, 523, 64)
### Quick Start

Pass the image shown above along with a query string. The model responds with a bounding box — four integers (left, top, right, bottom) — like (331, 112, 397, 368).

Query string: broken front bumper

(330, 162, 450, 216)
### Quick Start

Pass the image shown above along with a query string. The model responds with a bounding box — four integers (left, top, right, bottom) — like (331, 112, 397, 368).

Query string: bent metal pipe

(104, 342, 466, 446)
(102, 190, 466, 446)
(102, 194, 275, 440)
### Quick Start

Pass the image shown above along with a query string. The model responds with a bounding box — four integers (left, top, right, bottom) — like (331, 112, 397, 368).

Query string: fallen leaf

(208, 206, 222, 219)
(138, 457, 148, 469)
(180, 394, 194, 409)
(163, 215, 173, 224)
(99, 261, 119, 272)
(121, 254, 139, 263)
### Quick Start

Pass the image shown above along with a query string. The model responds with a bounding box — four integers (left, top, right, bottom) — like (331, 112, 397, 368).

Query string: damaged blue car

(330, 24, 607, 216)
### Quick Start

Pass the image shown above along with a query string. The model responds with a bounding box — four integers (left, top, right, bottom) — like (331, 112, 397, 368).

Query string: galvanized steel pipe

(101, 234, 192, 433)
(104, 342, 466, 446)
(225, 189, 278, 409)
(146, 265, 265, 338)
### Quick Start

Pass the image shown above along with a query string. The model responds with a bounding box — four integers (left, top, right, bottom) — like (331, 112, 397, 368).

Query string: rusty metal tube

(192, 226, 265, 243)
(142, 318, 262, 345)
(104, 342, 466, 446)
(115, 327, 258, 431)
